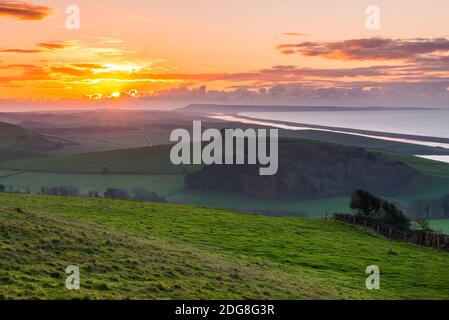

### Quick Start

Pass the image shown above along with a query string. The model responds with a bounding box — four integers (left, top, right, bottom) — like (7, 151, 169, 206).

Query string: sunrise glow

(1, 0, 449, 109)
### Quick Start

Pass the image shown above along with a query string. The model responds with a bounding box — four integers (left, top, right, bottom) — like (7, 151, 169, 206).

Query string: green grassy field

(0, 169, 17, 177)
(383, 151, 449, 179)
(0, 171, 348, 217)
(429, 219, 449, 234)
(169, 191, 349, 218)
(0, 144, 198, 175)
(0, 122, 34, 148)
(281, 129, 449, 156)
(380, 153, 449, 204)
(2, 145, 449, 218)
(0, 193, 448, 299)
(2, 136, 449, 219)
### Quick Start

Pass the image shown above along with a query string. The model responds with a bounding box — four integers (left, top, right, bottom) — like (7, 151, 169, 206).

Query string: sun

(110, 91, 121, 98)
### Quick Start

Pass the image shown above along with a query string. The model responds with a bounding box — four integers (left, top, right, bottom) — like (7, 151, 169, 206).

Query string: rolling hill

(186, 139, 425, 199)
(0, 122, 76, 158)
(0, 144, 198, 175)
(2, 137, 449, 219)
(0, 192, 448, 299)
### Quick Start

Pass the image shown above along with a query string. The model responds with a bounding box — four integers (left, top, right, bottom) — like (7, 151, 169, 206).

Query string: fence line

(333, 213, 449, 252)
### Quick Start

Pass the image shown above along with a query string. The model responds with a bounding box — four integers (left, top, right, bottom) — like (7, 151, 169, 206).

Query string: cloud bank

(0, 1, 53, 21)
(277, 38, 449, 62)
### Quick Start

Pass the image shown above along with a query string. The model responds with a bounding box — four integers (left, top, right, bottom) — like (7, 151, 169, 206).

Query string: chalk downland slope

(0, 193, 448, 299)
(0, 122, 75, 158)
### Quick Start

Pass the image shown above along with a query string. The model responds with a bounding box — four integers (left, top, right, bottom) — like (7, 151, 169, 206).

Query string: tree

(104, 188, 130, 200)
(382, 201, 409, 229)
(40, 185, 80, 196)
(88, 190, 99, 198)
(416, 219, 431, 232)
(350, 190, 410, 229)
(442, 195, 449, 216)
(131, 188, 166, 203)
(350, 190, 382, 217)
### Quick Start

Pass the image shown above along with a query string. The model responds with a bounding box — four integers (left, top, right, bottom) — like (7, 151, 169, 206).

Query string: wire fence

(333, 213, 449, 252)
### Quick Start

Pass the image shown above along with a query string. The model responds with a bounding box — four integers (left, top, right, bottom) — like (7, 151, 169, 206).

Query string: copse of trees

(185, 140, 422, 200)
(40, 186, 80, 197)
(350, 189, 410, 229)
(104, 187, 166, 203)
(2, 183, 165, 203)
(131, 187, 166, 202)
(88, 190, 100, 198)
(349, 190, 383, 217)
(416, 219, 432, 232)
(408, 194, 449, 220)
(104, 188, 130, 200)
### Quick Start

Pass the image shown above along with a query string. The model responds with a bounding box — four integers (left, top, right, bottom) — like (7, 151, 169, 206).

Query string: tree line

(407, 195, 449, 220)
(350, 189, 410, 230)
(0, 184, 165, 203)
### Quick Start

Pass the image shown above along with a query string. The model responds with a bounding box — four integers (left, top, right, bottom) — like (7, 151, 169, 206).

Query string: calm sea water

(240, 109, 449, 139)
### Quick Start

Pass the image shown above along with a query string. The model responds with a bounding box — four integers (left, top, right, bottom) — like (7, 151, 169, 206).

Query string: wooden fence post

(389, 228, 392, 240)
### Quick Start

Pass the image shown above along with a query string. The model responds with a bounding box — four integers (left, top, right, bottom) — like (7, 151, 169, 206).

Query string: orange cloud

(71, 63, 105, 69)
(0, 41, 77, 54)
(277, 38, 449, 62)
(283, 33, 310, 37)
(0, 1, 53, 21)
(0, 48, 42, 53)
(50, 66, 94, 77)
(37, 42, 76, 51)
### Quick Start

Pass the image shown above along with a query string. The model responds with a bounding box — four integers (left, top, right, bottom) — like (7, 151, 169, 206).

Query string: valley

(1, 109, 449, 221)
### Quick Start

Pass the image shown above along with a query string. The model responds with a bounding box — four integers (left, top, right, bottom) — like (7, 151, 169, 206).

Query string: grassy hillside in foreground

(0, 193, 448, 300)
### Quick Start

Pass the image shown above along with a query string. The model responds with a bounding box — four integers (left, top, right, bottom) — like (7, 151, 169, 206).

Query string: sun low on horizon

(1, 0, 449, 108)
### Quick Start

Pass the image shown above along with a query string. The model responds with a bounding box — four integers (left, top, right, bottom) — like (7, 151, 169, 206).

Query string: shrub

(131, 188, 166, 203)
(40, 186, 80, 196)
(104, 188, 130, 200)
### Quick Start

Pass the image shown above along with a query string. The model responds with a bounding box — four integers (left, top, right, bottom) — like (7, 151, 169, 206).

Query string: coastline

(210, 113, 449, 164)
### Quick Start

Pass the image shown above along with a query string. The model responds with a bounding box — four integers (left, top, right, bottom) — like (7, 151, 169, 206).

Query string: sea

(212, 108, 449, 164)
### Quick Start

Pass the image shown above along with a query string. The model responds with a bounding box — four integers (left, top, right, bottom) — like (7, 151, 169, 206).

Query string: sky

(1, 0, 449, 109)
